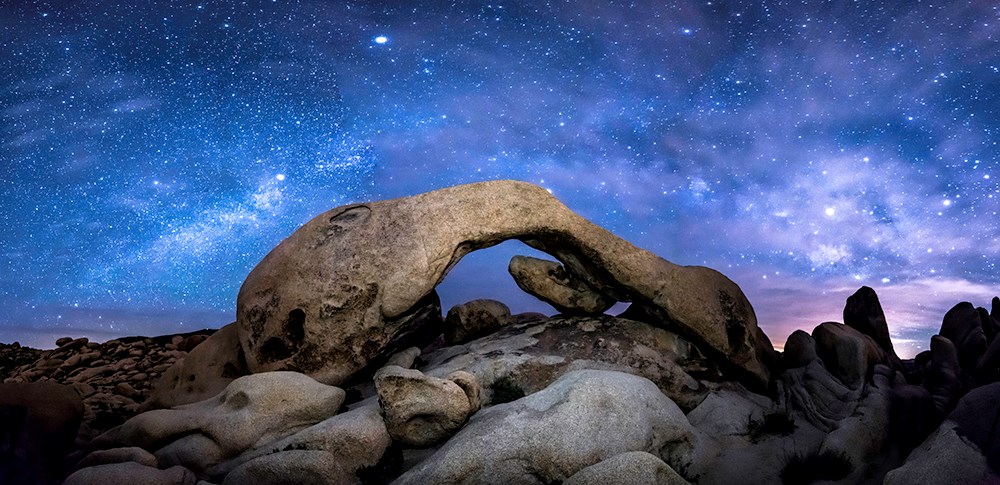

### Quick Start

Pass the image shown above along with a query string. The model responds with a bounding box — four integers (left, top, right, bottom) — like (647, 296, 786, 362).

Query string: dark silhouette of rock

(889, 383, 936, 449)
(508, 255, 615, 315)
(783, 330, 817, 369)
(237, 180, 772, 389)
(843, 286, 898, 361)
(939, 302, 987, 384)
(926, 335, 962, 418)
(0, 382, 84, 485)
(813, 322, 889, 389)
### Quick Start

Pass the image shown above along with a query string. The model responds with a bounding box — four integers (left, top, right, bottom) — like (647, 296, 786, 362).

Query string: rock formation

(236, 180, 773, 389)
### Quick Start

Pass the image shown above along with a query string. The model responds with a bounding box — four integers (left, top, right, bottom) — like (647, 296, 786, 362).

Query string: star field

(1, 0, 998, 355)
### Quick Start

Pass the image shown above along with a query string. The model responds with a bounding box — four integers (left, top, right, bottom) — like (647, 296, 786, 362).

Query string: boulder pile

(1, 181, 998, 484)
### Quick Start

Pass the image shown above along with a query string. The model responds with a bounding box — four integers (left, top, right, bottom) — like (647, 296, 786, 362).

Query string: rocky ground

(0, 330, 216, 445)
(4, 290, 1000, 484)
(2, 181, 999, 484)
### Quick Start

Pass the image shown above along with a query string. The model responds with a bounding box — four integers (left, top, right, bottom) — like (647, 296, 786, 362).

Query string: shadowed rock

(940, 302, 987, 385)
(237, 180, 772, 388)
(444, 299, 511, 345)
(843, 286, 898, 361)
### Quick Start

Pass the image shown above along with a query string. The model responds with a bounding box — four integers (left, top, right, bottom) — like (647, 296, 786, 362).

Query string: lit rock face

(236, 180, 772, 388)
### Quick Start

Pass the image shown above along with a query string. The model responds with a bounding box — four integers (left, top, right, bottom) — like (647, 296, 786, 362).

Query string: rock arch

(236, 180, 774, 388)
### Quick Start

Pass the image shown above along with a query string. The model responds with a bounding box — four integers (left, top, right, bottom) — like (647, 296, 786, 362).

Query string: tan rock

(142, 323, 248, 411)
(509, 255, 615, 315)
(374, 365, 477, 447)
(237, 180, 771, 388)
(444, 299, 511, 345)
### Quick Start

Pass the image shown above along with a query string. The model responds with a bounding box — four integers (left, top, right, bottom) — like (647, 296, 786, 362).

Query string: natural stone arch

(236, 180, 774, 388)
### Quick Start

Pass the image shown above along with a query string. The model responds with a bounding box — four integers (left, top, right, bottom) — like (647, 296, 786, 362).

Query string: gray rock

(75, 446, 158, 470)
(394, 370, 696, 485)
(64, 462, 197, 485)
(444, 299, 511, 345)
(781, 360, 862, 433)
(92, 372, 344, 474)
(687, 387, 770, 438)
(418, 315, 709, 411)
(508, 255, 615, 315)
(209, 404, 390, 480)
(949, 381, 1000, 472)
(222, 450, 350, 485)
(817, 364, 894, 483)
(236, 180, 771, 388)
(564, 451, 690, 485)
(374, 365, 478, 447)
(883, 421, 998, 485)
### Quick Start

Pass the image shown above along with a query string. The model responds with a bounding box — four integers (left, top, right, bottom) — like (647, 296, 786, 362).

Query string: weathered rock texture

(508, 255, 615, 315)
(394, 370, 697, 484)
(237, 180, 772, 388)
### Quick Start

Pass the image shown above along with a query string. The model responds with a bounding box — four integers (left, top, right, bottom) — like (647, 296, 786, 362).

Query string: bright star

(374, 36, 388, 44)
(275, 174, 286, 181)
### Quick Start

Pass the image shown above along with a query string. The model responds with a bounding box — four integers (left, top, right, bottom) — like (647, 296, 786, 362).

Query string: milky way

(2, 0, 998, 354)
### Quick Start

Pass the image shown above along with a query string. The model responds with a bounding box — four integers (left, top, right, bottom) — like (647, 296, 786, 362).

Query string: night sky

(2, 0, 998, 356)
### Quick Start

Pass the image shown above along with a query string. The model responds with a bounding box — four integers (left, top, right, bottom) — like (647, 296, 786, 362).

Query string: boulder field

(1, 180, 999, 484)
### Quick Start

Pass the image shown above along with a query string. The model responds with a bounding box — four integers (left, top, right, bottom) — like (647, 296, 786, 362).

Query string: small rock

(374, 365, 477, 447)
(444, 299, 511, 345)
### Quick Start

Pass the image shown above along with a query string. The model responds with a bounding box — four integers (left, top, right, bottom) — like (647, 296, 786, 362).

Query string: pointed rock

(843, 286, 898, 360)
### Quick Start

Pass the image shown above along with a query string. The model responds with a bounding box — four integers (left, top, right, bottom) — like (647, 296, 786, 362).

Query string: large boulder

(939, 302, 987, 383)
(88, 372, 344, 475)
(236, 180, 771, 388)
(0, 381, 83, 485)
(394, 370, 697, 484)
(812, 322, 889, 389)
(508, 255, 615, 315)
(883, 421, 998, 485)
